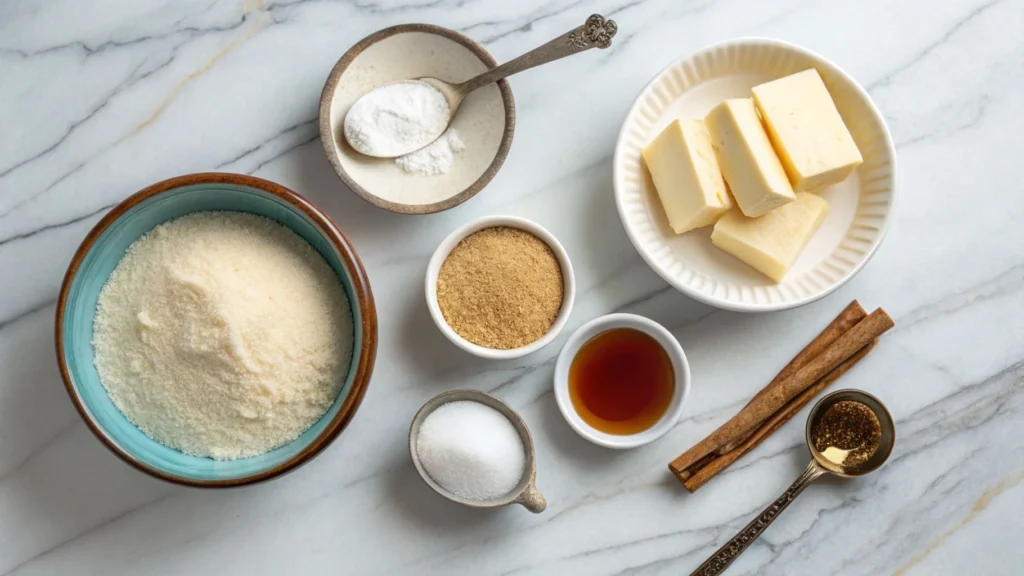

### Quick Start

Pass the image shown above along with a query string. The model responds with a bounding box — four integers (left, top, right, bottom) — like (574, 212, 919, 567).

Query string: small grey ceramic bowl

(409, 389, 546, 513)
(319, 24, 515, 214)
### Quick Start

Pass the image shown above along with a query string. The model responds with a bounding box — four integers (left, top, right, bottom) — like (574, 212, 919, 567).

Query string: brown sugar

(437, 227, 564, 349)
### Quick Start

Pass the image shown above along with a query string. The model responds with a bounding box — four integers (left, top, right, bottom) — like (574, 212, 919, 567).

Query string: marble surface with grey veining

(1, 0, 1022, 574)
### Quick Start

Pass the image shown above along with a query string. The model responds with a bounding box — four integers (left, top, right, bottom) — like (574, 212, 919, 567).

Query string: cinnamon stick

(682, 339, 877, 492)
(748, 301, 867, 405)
(668, 307, 893, 481)
(720, 301, 867, 454)
(668, 301, 866, 480)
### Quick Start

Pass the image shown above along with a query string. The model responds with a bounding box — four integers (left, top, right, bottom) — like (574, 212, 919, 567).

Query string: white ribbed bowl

(613, 38, 896, 312)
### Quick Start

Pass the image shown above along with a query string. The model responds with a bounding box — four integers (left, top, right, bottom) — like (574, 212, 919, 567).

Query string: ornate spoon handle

(690, 461, 828, 576)
(455, 14, 618, 96)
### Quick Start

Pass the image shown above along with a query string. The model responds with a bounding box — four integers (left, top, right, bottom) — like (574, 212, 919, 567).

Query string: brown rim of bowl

(54, 172, 378, 488)
(318, 23, 516, 215)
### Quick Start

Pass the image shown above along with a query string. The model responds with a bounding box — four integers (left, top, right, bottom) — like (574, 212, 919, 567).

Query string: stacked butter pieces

(642, 69, 863, 282)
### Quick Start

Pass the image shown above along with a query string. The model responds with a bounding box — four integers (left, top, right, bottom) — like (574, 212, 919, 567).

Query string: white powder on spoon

(92, 212, 354, 460)
(343, 80, 466, 175)
(416, 400, 526, 501)
(344, 80, 450, 158)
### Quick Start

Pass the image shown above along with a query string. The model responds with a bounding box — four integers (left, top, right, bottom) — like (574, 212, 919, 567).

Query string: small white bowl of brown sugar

(425, 215, 576, 359)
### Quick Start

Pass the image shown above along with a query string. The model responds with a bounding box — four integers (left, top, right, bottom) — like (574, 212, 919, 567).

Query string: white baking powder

(344, 80, 450, 158)
(92, 212, 354, 460)
(416, 400, 525, 501)
(396, 129, 465, 176)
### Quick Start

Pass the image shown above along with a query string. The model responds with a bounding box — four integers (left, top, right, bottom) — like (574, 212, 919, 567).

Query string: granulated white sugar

(416, 400, 525, 501)
(92, 211, 354, 460)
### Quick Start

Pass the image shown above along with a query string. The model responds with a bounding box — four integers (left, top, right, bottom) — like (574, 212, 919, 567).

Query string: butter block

(752, 69, 863, 192)
(711, 192, 828, 282)
(705, 99, 795, 218)
(642, 119, 733, 234)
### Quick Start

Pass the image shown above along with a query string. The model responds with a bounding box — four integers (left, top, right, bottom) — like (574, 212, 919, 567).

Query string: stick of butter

(710, 192, 828, 282)
(705, 99, 796, 218)
(752, 69, 863, 192)
(642, 119, 733, 234)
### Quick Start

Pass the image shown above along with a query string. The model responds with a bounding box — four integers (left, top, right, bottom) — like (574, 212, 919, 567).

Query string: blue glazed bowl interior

(60, 183, 363, 482)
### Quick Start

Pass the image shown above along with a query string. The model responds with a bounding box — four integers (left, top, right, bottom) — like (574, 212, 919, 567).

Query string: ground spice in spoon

(811, 400, 882, 469)
(437, 226, 563, 349)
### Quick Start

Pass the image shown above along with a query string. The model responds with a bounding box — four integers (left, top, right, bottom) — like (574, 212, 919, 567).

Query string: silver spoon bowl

(690, 389, 895, 576)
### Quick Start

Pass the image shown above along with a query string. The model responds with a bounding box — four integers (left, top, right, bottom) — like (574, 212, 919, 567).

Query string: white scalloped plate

(614, 39, 896, 312)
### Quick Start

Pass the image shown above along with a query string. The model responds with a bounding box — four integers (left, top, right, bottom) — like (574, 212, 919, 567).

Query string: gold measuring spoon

(690, 389, 895, 576)
(344, 14, 618, 158)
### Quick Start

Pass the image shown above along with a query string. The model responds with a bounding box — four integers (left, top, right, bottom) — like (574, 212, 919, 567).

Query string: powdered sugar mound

(396, 129, 465, 176)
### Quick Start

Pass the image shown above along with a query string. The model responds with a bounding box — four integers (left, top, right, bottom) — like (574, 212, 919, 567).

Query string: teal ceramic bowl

(56, 173, 377, 487)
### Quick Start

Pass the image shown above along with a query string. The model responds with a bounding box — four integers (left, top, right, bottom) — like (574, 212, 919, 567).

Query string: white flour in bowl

(92, 212, 354, 460)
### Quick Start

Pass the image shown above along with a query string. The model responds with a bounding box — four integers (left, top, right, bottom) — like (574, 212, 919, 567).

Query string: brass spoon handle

(690, 461, 828, 576)
(455, 14, 618, 97)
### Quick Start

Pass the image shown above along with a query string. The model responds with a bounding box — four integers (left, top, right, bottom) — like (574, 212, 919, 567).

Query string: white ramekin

(553, 313, 691, 449)
(425, 215, 576, 360)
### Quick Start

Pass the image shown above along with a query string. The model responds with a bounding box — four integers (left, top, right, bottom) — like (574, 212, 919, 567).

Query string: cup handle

(516, 483, 547, 513)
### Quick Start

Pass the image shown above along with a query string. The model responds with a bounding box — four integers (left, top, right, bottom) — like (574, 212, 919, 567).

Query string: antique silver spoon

(344, 14, 618, 158)
(690, 390, 896, 576)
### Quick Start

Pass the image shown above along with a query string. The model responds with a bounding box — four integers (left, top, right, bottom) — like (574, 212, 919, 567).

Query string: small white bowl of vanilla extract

(553, 313, 691, 449)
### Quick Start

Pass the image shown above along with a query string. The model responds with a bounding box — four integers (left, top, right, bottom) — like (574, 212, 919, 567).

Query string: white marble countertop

(2, 0, 1022, 574)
